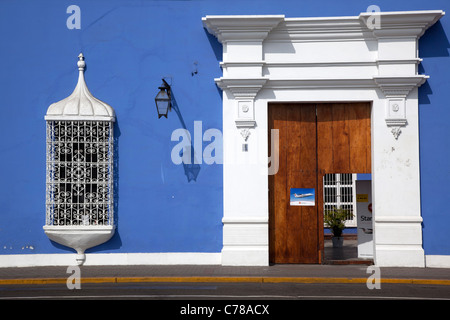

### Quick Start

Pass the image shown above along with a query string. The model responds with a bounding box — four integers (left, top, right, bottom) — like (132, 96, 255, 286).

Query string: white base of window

(43, 225, 115, 265)
(0, 252, 221, 268)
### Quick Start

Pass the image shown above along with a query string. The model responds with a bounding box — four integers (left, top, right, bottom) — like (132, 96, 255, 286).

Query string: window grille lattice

(46, 121, 114, 226)
(323, 173, 356, 226)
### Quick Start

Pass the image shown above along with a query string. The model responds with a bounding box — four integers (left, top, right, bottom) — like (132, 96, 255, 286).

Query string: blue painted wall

(0, 0, 449, 257)
(417, 8, 450, 256)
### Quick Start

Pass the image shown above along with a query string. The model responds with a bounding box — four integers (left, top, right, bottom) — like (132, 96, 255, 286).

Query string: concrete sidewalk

(0, 264, 449, 286)
(4, 239, 447, 286)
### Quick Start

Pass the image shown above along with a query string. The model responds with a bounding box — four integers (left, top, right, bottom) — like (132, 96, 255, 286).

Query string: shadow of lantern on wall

(155, 78, 201, 182)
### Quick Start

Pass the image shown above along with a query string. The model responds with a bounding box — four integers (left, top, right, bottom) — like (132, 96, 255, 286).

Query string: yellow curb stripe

(115, 276, 263, 283)
(81, 277, 118, 284)
(262, 277, 368, 284)
(0, 277, 118, 285)
(382, 278, 450, 286)
(0, 276, 449, 286)
(0, 278, 67, 285)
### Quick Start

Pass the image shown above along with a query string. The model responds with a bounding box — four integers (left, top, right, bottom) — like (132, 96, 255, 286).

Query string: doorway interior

(268, 102, 372, 264)
(322, 172, 373, 264)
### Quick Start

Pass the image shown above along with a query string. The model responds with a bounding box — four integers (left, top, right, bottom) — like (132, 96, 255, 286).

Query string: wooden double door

(268, 103, 371, 264)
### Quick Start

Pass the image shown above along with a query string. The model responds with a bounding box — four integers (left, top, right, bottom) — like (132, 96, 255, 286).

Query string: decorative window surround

(44, 54, 116, 266)
(203, 10, 444, 267)
(45, 54, 115, 122)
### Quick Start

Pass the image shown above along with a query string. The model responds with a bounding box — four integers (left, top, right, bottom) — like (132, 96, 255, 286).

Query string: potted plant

(324, 207, 352, 247)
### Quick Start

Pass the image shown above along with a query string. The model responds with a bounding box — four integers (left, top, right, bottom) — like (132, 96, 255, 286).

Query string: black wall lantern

(155, 79, 172, 118)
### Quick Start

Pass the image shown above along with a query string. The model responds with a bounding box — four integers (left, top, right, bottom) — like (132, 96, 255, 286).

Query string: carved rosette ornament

(374, 76, 427, 139)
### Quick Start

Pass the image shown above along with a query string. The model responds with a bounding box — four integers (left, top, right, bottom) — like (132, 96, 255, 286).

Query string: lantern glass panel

(155, 90, 170, 117)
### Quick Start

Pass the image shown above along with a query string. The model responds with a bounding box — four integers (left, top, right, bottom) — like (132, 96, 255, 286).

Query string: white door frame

(203, 10, 444, 267)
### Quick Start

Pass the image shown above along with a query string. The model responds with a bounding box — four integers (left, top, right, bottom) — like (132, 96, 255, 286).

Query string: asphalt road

(1, 280, 449, 300)
(1, 280, 448, 319)
(1, 263, 449, 319)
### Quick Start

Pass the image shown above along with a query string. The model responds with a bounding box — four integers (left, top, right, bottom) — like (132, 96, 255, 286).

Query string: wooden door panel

(295, 105, 317, 263)
(269, 104, 318, 263)
(317, 103, 371, 174)
(315, 103, 371, 258)
(268, 104, 288, 263)
(285, 106, 302, 263)
(269, 102, 371, 264)
(316, 104, 334, 174)
(331, 104, 351, 173)
(316, 103, 334, 256)
(348, 103, 371, 172)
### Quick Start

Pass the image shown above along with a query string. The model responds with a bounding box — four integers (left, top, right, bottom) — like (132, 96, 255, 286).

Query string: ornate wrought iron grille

(46, 120, 114, 226)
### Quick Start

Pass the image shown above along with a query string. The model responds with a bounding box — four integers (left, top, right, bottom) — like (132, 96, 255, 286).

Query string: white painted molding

(216, 78, 267, 129)
(202, 15, 284, 43)
(264, 78, 376, 89)
(373, 76, 428, 96)
(374, 75, 428, 138)
(222, 216, 269, 266)
(425, 255, 450, 268)
(0, 252, 221, 268)
(268, 16, 374, 42)
(222, 217, 268, 224)
(375, 216, 423, 223)
(203, 15, 282, 131)
(360, 10, 445, 39)
(375, 245, 425, 267)
(215, 78, 268, 96)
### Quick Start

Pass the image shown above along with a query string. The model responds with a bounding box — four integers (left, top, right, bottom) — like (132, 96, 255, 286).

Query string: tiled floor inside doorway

(323, 239, 373, 265)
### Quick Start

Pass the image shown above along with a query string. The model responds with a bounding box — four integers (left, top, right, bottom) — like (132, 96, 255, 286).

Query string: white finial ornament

(77, 53, 85, 71)
(45, 53, 115, 121)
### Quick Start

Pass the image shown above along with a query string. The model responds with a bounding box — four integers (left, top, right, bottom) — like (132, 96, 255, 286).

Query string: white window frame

(45, 120, 115, 227)
(43, 53, 116, 266)
(323, 173, 357, 227)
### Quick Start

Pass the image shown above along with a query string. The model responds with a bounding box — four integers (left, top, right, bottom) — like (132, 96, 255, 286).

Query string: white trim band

(425, 255, 450, 268)
(0, 253, 221, 268)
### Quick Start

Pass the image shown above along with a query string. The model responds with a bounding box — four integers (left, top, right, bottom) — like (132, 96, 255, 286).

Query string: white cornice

(204, 11, 445, 43)
(374, 75, 428, 97)
(215, 77, 268, 98)
(267, 17, 373, 42)
(216, 76, 428, 93)
(261, 76, 427, 91)
(264, 78, 376, 90)
(359, 10, 445, 39)
(220, 62, 266, 68)
(202, 15, 285, 43)
(221, 59, 422, 69)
